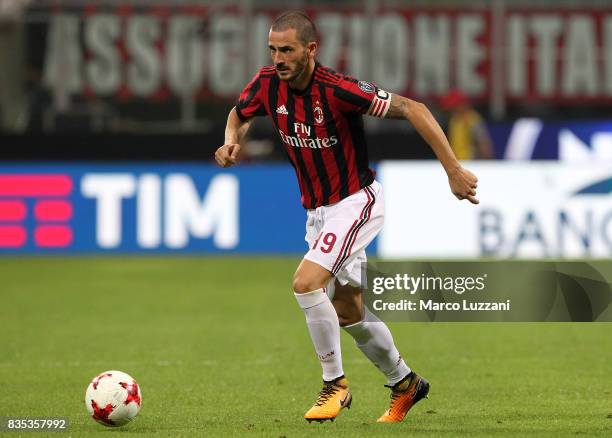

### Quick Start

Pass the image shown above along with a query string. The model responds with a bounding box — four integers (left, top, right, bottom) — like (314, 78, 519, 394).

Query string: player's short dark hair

(271, 11, 317, 45)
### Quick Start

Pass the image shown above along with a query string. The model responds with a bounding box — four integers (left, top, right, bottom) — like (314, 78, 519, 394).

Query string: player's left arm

(385, 93, 480, 204)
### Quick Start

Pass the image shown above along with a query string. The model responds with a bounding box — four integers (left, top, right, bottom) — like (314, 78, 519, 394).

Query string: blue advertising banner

(488, 119, 612, 161)
(0, 164, 355, 254)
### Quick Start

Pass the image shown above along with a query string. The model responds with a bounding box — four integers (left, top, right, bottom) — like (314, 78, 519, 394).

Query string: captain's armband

(366, 89, 392, 118)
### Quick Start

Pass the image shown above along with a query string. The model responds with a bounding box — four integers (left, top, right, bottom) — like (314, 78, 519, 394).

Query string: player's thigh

(298, 182, 383, 294)
(301, 213, 356, 292)
(326, 182, 384, 283)
(304, 196, 378, 280)
(293, 258, 333, 294)
(331, 280, 364, 326)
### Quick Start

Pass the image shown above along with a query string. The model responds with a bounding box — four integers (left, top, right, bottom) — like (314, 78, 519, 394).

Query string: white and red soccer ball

(85, 370, 142, 427)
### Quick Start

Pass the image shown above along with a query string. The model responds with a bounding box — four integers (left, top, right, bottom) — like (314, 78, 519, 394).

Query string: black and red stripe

(317, 83, 350, 203)
(268, 75, 313, 207)
(285, 84, 318, 208)
(236, 64, 377, 209)
(302, 93, 333, 205)
(331, 185, 375, 275)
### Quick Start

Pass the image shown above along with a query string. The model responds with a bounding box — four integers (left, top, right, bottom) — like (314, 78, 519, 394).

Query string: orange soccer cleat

(304, 376, 352, 423)
(377, 372, 430, 423)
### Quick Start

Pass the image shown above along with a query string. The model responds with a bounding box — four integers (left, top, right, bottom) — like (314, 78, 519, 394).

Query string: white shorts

(304, 180, 384, 290)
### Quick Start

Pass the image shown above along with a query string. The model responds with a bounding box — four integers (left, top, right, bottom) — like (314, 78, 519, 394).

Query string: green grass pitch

(1, 257, 610, 437)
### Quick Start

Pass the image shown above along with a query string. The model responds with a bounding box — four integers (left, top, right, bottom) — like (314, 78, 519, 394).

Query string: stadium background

(1, 0, 610, 436)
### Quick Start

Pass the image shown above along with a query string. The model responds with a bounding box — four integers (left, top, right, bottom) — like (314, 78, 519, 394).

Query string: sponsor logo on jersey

(358, 80, 375, 93)
(278, 130, 338, 149)
(276, 105, 289, 115)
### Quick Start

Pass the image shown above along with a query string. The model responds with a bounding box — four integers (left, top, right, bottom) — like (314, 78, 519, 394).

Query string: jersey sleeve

(333, 78, 392, 118)
(235, 70, 267, 121)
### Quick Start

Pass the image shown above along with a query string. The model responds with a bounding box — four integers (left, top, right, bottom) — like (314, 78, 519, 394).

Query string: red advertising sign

(37, 5, 612, 104)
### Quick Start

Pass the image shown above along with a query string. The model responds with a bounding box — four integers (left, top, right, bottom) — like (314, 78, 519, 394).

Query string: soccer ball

(85, 370, 142, 427)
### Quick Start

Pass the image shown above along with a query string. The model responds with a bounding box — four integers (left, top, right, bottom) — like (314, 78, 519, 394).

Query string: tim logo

(0, 174, 73, 248)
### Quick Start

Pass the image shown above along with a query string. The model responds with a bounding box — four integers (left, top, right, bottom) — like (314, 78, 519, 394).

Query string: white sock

(294, 289, 344, 382)
(343, 306, 411, 386)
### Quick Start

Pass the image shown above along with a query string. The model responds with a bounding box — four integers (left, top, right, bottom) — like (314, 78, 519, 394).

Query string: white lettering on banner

(563, 16, 598, 96)
(81, 174, 136, 248)
(531, 15, 562, 96)
(82, 174, 238, 249)
(503, 118, 543, 160)
(456, 15, 485, 94)
(559, 129, 612, 162)
(414, 15, 450, 95)
(378, 162, 612, 259)
(509, 12, 612, 98)
(41, 9, 612, 100)
(316, 13, 343, 71)
(164, 174, 238, 249)
(507, 15, 526, 96)
(347, 15, 369, 80)
(127, 15, 162, 97)
(167, 16, 205, 95)
(372, 15, 408, 91)
(560, 130, 594, 162)
(605, 17, 612, 95)
(85, 14, 121, 95)
(209, 15, 244, 97)
(43, 14, 83, 94)
(592, 133, 612, 161)
(251, 14, 272, 73)
(137, 174, 161, 248)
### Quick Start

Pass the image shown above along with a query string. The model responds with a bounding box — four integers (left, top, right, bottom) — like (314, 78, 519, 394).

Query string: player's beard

(278, 52, 309, 84)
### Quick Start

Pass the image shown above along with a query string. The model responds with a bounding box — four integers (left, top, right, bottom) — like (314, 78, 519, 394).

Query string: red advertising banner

(505, 8, 612, 102)
(35, 5, 612, 104)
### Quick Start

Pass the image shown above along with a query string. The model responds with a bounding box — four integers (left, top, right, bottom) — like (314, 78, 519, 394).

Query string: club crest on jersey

(358, 81, 375, 94)
(314, 102, 324, 125)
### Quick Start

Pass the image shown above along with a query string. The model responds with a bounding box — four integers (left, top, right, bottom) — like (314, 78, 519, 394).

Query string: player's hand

(214, 143, 242, 168)
(447, 166, 479, 204)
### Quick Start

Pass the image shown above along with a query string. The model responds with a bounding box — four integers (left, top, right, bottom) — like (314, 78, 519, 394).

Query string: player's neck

(289, 59, 316, 92)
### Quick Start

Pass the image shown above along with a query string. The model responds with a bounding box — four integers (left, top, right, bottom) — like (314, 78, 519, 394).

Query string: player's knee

(337, 309, 362, 326)
(337, 312, 362, 327)
(333, 302, 363, 326)
(292, 275, 325, 294)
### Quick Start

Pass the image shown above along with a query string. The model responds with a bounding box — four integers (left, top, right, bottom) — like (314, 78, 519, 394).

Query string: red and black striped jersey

(235, 63, 392, 209)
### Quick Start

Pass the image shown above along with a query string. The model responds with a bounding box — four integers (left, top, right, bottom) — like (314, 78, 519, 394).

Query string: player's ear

(307, 41, 317, 59)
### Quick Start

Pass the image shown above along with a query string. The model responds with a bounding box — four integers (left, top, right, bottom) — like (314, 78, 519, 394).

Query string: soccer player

(215, 11, 479, 423)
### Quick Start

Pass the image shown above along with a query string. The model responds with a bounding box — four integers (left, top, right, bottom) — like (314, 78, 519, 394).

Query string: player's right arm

(331, 75, 479, 204)
(215, 69, 267, 168)
(386, 94, 479, 204)
(214, 108, 253, 168)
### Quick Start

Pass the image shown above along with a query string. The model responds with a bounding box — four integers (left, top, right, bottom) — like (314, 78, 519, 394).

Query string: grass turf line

(0, 257, 610, 437)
